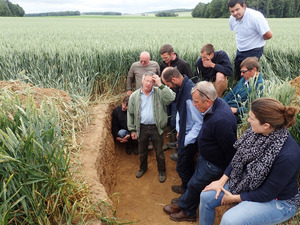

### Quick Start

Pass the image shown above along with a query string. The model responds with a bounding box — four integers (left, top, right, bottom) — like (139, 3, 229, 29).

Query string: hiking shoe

(159, 171, 166, 183)
(136, 170, 147, 178)
(167, 141, 178, 148)
(170, 211, 196, 222)
(170, 152, 178, 161)
(171, 185, 184, 194)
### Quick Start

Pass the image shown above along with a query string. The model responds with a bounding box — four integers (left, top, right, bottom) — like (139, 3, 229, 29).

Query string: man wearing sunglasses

(223, 57, 264, 122)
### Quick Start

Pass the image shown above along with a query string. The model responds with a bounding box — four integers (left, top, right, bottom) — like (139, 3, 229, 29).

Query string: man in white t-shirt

(227, 0, 272, 80)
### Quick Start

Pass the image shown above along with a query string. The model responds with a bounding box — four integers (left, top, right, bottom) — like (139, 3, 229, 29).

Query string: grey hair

(191, 81, 217, 101)
(142, 71, 155, 80)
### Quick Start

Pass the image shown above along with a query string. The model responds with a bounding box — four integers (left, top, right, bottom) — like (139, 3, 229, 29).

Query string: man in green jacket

(127, 71, 175, 183)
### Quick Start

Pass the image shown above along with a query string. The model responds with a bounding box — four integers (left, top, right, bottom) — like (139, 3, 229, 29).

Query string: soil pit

(79, 75, 300, 225)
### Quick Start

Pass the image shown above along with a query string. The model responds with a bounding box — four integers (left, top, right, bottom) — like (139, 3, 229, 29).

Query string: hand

(203, 180, 224, 199)
(202, 58, 215, 68)
(220, 186, 241, 205)
(116, 137, 129, 143)
(126, 90, 133, 96)
(131, 132, 137, 140)
(231, 107, 238, 114)
(152, 74, 162, 87)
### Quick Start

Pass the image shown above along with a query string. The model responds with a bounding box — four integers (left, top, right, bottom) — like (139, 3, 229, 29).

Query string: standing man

(160, 44, 193, 156)
(163, 81, 237, 222)
(227, 0, 272, 80)
(195, 44, 233, 97)
(127, 72, 175, 183)
(161, 67, 203, 196)
(160, 44, 192, 79)
(126, 51, 160, 96)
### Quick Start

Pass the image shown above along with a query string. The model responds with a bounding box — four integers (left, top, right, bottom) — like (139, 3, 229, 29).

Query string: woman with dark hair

(199, 97, 300, 225)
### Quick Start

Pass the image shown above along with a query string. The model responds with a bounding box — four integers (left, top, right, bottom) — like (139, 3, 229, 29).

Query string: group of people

(111, 0, 300, 224)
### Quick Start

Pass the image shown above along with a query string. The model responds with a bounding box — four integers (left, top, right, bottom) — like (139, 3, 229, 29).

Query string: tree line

(0, 0, 24, 17)
(192, 0, 300, 18)
(25, 11, 81, 17)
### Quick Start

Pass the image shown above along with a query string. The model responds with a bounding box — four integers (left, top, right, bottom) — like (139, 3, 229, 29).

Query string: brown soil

(1, 77, 299, 225)
(78, 75, 300, 225)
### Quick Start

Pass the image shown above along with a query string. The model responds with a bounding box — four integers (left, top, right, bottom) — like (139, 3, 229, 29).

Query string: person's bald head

(140, 51, 151, 67)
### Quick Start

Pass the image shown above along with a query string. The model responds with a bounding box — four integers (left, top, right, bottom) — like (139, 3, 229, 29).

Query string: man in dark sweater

(161, 67, 202, 196)
(163, 81, 237, 222)
(160, 44, 192, 79)
(160, 44, 193, 157)
(111, 96, 138, 155)
(195, 44, 233, 97)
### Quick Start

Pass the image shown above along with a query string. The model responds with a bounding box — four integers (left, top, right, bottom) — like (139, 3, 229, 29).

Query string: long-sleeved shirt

(111, 105, 128, 139)
(225, 135, 300, 207)
(223, 73, 263, 115)
(194, 50, 233, 82)
(176, 100, 202, 147)
(198, 98, 237, 170)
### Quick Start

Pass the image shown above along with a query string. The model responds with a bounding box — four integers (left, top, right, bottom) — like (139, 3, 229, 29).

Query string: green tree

(0, 0, 12, 16)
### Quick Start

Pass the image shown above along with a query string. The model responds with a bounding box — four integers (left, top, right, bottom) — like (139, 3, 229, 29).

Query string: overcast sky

(11, 0, 211, 14)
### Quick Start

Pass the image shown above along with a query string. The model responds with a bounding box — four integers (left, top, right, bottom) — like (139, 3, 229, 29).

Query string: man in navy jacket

(162, 67, 203, 195)
(195, 44, 233, 97)
(163, 81, 237, 222)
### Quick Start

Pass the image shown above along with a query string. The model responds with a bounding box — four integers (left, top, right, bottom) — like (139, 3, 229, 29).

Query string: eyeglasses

(240, 68, 252, 73)
(140, 60, 148, 64)
(192, 86, 210, 100)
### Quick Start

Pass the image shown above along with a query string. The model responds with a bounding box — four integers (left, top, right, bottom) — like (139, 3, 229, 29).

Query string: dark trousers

(138, 124, 165, 172)
(178, 155, 224, 217)
(234, 47, 264, 80)
(176, 143, 197, 191)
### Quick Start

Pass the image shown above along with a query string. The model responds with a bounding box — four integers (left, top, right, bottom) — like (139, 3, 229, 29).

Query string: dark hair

(160, 44, 173, 55)
(227, 0, 245, 8)
(240, 57, 260, 71)
(201, 44, 215, 55)
(122, 96, 129, 105)
(161, 67, 182, 82)
(251, 98, 299, 129)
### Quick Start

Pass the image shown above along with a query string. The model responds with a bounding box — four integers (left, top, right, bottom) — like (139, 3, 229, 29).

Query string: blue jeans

(199, 182, 298, 225)
(178, 155, 223, 217)
(117, 129, 129, 138)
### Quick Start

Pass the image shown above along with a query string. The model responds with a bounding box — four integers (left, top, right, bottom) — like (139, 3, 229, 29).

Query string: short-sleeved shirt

(229, 8, 271, 52)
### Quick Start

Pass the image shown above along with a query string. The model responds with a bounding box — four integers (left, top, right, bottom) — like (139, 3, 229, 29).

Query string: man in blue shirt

(227, 0, 272, 80)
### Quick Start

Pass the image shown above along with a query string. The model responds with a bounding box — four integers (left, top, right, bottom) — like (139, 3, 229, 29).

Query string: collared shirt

(140, 88, 155, 125)
(229, 8, 270, 51)
(202, 105, 213, 117)
(176, 99, 203, 147)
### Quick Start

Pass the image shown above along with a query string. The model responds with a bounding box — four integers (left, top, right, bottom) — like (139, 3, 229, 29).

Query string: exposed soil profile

(4, 77, 299, 225)
(78, 75, 300, 225)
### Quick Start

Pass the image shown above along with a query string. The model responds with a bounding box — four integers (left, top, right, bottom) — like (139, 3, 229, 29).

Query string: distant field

(0, 16, 299, 96)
